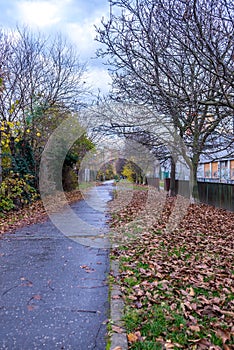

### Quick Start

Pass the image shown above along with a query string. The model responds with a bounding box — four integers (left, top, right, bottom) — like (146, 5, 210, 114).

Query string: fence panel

(147, 178, 234, 211)
(178, 180, 234, 212)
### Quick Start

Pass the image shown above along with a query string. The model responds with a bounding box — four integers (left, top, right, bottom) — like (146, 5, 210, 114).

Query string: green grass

(124, 303, 189, 349)
(78, 181, 96, 190)
(115, 248, 233, 349)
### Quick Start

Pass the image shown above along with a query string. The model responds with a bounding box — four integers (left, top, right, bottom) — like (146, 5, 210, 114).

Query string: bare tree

(0, 27, 87, 126)
(0, 30, 11, 184)
(96, 0, 233, 199)
(0, 27, 88, 185)
(167, 0, 234, 110)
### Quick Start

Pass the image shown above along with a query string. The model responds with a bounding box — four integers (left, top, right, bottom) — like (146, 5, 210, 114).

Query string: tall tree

(0, 27, 87, 185)
(96, 0, 233, 199)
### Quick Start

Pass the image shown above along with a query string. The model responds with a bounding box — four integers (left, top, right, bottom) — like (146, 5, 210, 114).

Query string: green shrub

(0, 173, 38, 212)
(0, 197, 14, 212)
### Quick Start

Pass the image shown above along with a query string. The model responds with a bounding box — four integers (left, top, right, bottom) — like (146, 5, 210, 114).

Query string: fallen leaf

(189, 287, 195, 296)
(127, 333, 138, 343)
(33, 294, 42, 300)
(165, 340, 175, 349)
(189, 325, 201, 332)
(215, 328, 230, 344)
(27, 305, 36, 311)
(112, 325, 124, 334)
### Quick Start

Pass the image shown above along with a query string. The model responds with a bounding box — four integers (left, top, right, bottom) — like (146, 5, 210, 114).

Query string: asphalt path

(0, 181, 113, 350)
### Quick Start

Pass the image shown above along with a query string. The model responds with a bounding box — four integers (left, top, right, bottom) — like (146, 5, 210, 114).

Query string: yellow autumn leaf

(36, 132, 41, 137)
(7, 121, 14, 127)
(26, 129, 30, 133)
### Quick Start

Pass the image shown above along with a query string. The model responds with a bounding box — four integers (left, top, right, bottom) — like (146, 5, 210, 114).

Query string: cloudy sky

(0, 0, 112, 94)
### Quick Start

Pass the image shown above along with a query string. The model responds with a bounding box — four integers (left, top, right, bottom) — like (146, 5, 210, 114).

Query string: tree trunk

(190, 161, 199, 202)
(170, 157, 176, 197)
(0, 132, 2, 184)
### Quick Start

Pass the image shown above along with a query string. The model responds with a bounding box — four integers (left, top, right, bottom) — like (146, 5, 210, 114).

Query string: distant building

(160, 134, 234, 184)
(197, 134, 234, 183)
(199, 157, 234, 183)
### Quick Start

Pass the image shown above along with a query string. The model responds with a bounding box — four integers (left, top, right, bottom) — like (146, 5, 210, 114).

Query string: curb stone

(109, 260, 128, 350)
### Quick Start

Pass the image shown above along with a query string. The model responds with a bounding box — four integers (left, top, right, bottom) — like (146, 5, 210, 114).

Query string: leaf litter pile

(0, 189, 83, 234)
(109, 185, 234, 349)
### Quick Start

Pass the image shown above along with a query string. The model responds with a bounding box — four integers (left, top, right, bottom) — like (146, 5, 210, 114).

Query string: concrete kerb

(109, 260, 128, 350)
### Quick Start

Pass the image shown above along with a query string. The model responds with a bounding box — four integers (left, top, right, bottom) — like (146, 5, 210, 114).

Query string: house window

(204, 163, 210, 178)
(231, 160, 234, 180)
(211, 162, 218, 178)
(220, 161, 228, 180)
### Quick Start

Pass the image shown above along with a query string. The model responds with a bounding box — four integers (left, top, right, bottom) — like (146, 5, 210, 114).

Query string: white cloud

(12, 0, 111, 93)
(65, 12, 105, 60)
(65, 10, 112, 93)
(16, 1, 64, 27)
(84, 66, 112, 94)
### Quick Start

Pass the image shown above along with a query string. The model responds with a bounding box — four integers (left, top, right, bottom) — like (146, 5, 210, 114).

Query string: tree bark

(0, 131, 2, 184)
(190, 161, 199, 202)
(170, 157, 176, 197)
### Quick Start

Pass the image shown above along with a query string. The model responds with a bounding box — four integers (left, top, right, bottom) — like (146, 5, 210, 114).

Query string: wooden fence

(147, 178, 234, 212)
(175, 180, 234, 212)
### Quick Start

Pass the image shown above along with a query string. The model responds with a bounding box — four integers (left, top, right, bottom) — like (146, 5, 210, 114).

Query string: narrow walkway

(0, 181, 113, 350)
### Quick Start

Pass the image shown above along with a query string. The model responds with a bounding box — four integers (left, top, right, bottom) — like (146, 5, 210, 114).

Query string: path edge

(109, 259, 128, 350)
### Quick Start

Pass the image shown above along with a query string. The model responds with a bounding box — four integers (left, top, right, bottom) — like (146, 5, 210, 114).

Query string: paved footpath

(0, 181, 113, 350)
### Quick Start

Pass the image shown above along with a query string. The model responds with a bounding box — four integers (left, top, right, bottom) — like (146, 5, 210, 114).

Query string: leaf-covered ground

(109, 185, 234, 350)
(0, 189, 83, 234)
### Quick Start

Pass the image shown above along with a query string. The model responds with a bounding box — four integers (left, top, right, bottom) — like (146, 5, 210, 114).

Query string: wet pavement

(0, 181, 114, 350)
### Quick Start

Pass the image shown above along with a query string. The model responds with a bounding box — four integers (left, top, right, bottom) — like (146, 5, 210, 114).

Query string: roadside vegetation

(109, 185, 234, 349)
(0, 27, 94, 217)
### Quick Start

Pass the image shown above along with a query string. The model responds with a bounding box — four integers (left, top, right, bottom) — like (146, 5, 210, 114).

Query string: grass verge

(109, 186, 234, 349)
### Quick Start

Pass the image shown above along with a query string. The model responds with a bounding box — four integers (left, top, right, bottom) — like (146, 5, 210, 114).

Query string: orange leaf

(127, 333, 138, 343)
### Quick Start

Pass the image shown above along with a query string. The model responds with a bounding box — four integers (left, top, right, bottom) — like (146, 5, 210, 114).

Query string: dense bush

(0, 173, 38, 212)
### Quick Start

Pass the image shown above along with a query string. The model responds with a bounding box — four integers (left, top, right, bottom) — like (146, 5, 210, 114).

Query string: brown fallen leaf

(189, 325, 201, 332)
(215, 328, 230, 344)
(189, 287, 195, 296)
(27, 305, 36, 311)
(112, 295, 121, 299)
(165, 340, 175, 349)
(80, 265, 89, 269)
(223, 345, 231, 350)
(112, 325, 124, 334)
(80, 265, 95, 273)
